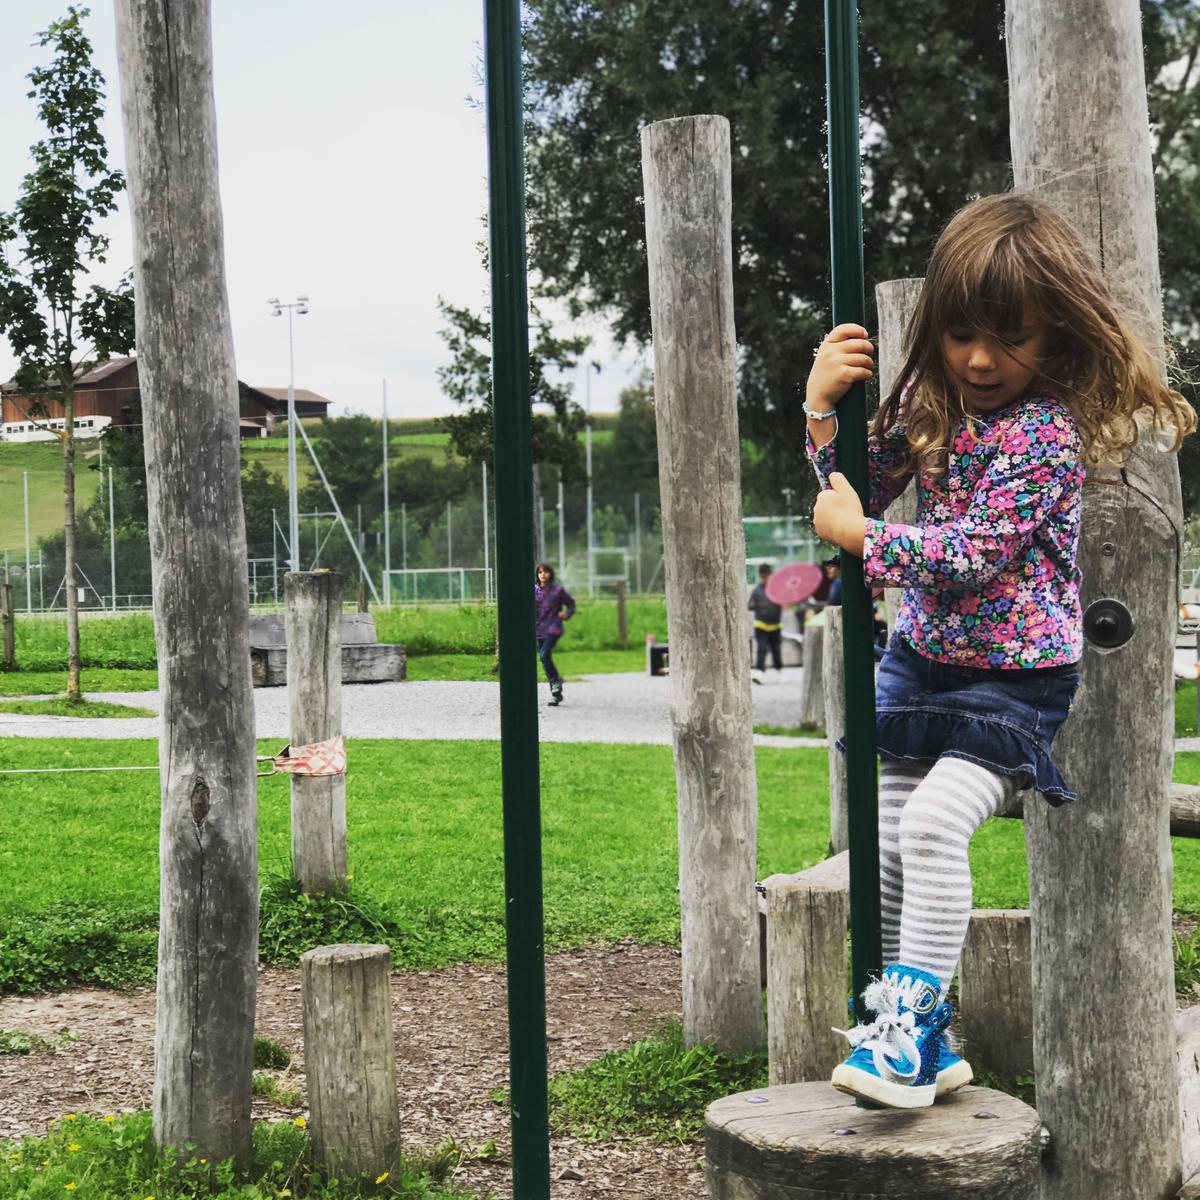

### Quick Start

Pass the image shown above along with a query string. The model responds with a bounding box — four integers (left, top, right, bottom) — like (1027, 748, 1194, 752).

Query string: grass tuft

(0, 697, 155, 717)
(542, 1021, 767, 1142)
(0, 1029, 50, 1055)
(251, 1072, 303, 1107)
(253, 1036, 292, 1071)
(0, 1110, 485, 1198)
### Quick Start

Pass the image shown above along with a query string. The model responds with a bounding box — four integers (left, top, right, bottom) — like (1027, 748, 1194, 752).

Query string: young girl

(805, 193, 1194, 1109)
(534, 562, 575, 706)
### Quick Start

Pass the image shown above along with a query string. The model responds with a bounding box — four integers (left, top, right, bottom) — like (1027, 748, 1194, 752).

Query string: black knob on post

(1083, 598, 1134, 649)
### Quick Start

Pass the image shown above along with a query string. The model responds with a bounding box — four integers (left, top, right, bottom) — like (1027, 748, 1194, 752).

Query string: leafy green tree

(297, 413, 382, 516)
(240, 459, 289, 558)
(0, 6, 133, 698)
(521, 0, 1199, 512)
(436, 297, 590, 479)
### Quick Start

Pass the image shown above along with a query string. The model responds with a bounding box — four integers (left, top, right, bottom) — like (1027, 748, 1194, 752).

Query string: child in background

(804, 192, 1194, 1109)
(534, 562, 575, 706)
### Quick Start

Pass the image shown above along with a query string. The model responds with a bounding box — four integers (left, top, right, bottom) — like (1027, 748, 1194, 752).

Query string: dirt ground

(0, 942, 706, 1199)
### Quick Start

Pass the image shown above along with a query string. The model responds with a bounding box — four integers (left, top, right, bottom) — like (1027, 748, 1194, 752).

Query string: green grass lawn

(2, 738, 1199, 960)
(0, 441, 102, 552)
(0, 697, 154, 717)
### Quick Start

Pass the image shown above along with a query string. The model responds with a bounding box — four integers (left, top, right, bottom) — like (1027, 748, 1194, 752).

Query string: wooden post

(301, 944, 401, 1181)
(285, 572, 347, 893)
(616, 580, 628, 650)
(799, 623, 825, 729)
(356, 580, 368, 613)
(959, 910, 1034, 1081)
(875, 280, 923, 624)
(114, 0, 257, 1164)
(1008, 2, 1183, 1195)
(1, 584, 13, 670)
(764, 852, 850, 1083)
(822, 607, 848, 854)
(642, 114, 765, 1053)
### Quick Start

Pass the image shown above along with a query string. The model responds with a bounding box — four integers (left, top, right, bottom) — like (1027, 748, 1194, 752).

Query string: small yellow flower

(292, 1116, 307, 1128)
(278, 1191, 292, 1198)
(68, 1144, 81, 1153)
(375, 1171, 389, 1184)
(64, 1114, 77, 1121)
(41, 1160, 50, 1168)
(103, 1115, 115, 1124)
(65, 1185, 77, 1192)
(199, 1158, 206, 1164)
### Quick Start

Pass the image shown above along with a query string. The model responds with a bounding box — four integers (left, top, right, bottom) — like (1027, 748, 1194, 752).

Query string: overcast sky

(0, 2, 644, 419)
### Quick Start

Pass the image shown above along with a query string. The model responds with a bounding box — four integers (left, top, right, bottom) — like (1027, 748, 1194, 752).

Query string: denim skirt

(868, 636, 1080, 806)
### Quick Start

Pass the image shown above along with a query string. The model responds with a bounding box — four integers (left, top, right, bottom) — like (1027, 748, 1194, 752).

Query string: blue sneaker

(934, 1026, 973, 1097)
(830, 963, 953, 1109)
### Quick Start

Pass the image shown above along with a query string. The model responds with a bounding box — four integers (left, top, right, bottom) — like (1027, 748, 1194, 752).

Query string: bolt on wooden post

(285, 572, 347, 893)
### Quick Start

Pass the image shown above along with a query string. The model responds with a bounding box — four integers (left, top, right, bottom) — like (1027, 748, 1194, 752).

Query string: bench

(249, 613, 406, 687)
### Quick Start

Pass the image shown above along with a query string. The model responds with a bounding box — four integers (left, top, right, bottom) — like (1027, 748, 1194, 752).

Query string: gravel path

(0, 667, 825, 745)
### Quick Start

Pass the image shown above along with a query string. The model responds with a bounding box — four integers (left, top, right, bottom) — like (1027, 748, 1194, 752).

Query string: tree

(520, 0, 1198, 511)
(436, 297, 589, 479)
(297, 413, 381, 516)
(0, 6, 133, 699)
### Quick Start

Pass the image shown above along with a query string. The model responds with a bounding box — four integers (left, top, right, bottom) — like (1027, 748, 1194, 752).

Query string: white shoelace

(833, 979, 921, 1085)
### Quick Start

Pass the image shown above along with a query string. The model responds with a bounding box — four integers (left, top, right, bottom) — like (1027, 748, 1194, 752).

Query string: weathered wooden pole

(285, 572, 347, 893)
(301, 944, 401, 1181)
(1008, 2, 1183, 1195)
(642, 114, 765, 1053)
(821, 607, 848, 854)
(114, 0, 257, 1164)
(1, 584, 13, 670)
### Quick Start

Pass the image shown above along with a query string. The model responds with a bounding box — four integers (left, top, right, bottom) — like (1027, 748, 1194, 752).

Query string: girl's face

(941, 313, 1052, 414)
(536, 567, 551, 585)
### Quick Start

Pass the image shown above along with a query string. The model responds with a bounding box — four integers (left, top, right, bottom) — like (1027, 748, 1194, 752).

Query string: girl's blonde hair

(876, 192, 1196, 475)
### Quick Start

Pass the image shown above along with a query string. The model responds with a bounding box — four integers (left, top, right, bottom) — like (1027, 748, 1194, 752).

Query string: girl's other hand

(806, 324, 874, 413)
(813, 472, 868, 555)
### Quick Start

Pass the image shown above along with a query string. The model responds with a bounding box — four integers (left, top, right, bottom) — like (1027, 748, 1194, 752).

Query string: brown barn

(1, 358, 332, 442)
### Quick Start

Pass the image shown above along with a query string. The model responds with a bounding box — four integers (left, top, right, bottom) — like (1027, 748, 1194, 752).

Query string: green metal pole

(483, 2, 551, 1196)
(824, 0, 882, 1023)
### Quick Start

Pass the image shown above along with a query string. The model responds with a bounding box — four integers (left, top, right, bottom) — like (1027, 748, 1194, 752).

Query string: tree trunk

(62, 385, 81, 701)
(641, 114, 765, 1054)
(1008, 2, 1183, 1196)
(114, 0, 258, 1166)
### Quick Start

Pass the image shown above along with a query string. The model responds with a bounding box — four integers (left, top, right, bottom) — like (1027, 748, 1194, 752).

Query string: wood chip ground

(0, 942, 706, 1198)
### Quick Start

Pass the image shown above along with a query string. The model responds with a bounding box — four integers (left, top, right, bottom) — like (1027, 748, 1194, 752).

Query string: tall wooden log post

(114, 0, 258, 1164)
(642, 114, 765, 1053)
(285, 573, 347, 893)
(1008, 3, 1183, 1196)
(825, 280, 923, 854)
(1, 584, 14, 670)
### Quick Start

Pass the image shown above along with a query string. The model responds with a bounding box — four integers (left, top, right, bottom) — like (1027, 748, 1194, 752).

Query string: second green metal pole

(483, 1, 551, 1196)
(824, 0, 882, 1023)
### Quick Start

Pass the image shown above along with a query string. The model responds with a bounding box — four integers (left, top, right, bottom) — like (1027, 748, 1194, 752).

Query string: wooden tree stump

(798, 623, 825, 730)
(959, 910, 1033, 1081)
(285, 572, 347, 893)
(301, 944, 401, 1181)
(821, 608, 848, 854)
(763, 853, 849, 1084)
(706, 1082, 1041, 1199)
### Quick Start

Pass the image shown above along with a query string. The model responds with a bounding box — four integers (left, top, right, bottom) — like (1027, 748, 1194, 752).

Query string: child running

(804, 193, 1194, 1109)
(534, 562, 575, 706)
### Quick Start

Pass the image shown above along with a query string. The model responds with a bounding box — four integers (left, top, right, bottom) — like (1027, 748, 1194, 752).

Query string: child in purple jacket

(534, 562, 575, 706)
(804, 193, 1195, 1110)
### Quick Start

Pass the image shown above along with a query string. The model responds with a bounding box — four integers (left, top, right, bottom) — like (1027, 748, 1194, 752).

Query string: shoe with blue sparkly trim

(830, 963, 953, 1109)
(934, 1026, 973, 1097)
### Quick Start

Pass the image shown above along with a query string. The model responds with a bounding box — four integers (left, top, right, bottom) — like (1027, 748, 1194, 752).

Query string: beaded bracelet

(802, 401, 838, 421)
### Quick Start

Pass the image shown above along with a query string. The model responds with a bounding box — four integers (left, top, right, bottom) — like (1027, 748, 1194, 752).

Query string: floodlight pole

(269, 295, 309, 573)
(382, 380, 391, 606)
(825, 0, 882, 1021)
(484, 0, 551, 1196)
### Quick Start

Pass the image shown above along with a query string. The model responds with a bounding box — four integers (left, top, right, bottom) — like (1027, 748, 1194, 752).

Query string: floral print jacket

(808, 395, 1084, 669)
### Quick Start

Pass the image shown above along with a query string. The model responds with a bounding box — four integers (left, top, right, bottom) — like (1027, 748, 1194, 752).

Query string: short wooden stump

(705, 1082, 1040, 1199)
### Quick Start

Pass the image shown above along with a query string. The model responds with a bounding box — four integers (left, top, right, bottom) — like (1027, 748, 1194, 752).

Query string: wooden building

(1, 357, 332, 442)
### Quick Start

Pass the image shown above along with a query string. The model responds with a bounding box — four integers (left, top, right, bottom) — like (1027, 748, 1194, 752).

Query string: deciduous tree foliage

(521, 0, 1198, 510)
(0, 5, 133, 693)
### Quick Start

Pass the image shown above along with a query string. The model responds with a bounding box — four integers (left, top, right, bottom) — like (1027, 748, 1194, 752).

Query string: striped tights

(878, 758, 1015, 997)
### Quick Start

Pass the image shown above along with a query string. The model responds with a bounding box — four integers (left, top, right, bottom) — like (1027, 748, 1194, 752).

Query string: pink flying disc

(765, 562, 823, 606)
